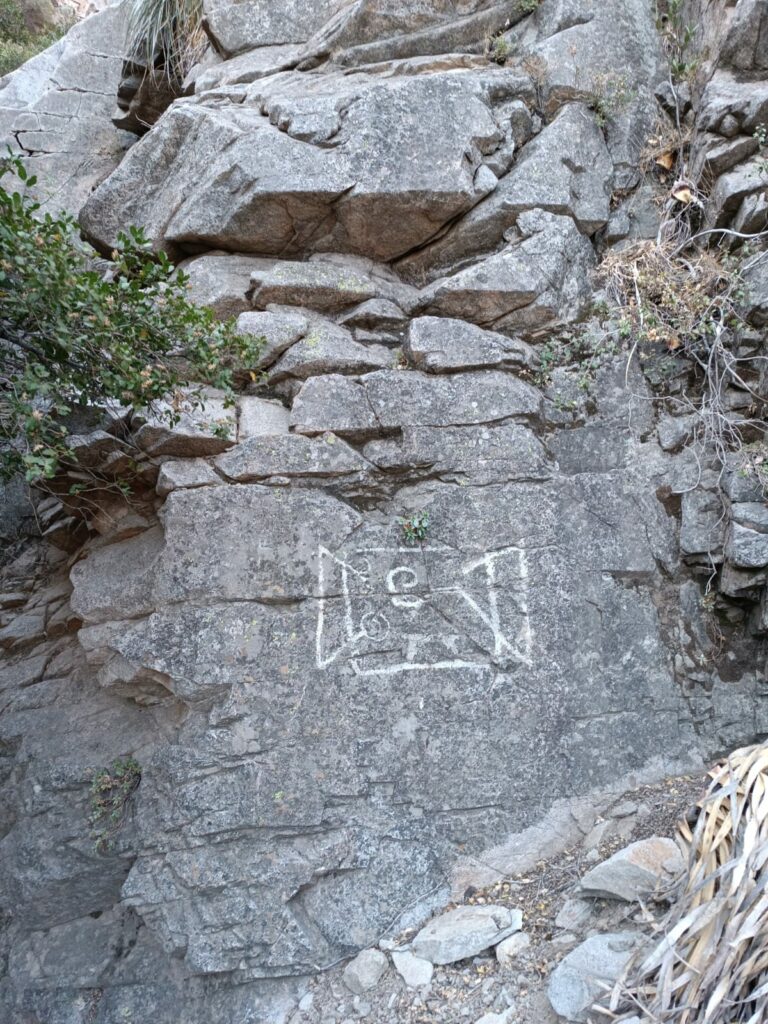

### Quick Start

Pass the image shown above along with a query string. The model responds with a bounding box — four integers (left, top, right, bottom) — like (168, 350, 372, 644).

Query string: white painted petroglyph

(315, 544, 532, 675)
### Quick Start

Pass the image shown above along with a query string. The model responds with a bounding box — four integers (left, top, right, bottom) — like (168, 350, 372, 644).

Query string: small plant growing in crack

(88, 756, 141, 853)
(589, 71, 634, 128)
(487, 34, 511, 65)
(754, 124, 768, 180)
(400, 510, 430, 545)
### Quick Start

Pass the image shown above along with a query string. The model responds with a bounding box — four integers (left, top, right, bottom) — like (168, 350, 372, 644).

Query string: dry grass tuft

(601, 238, 765, 472)
(127, 0, 207, 83)
(600, 743, 768, 1023)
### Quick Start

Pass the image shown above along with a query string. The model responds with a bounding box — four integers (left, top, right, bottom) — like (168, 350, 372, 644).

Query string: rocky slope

(1, 0, 767, 1022)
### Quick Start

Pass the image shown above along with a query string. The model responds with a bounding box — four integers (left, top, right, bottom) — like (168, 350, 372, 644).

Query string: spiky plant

(126, 0, 206, 83)
(602, 742, 768, 1023)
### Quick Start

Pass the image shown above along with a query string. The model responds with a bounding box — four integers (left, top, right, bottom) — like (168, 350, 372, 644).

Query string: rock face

(0, 2, 132, 215)
(1, 0, 768, 1021)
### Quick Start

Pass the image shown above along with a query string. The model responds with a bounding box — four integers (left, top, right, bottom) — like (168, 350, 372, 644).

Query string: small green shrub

(0, 0, 67, 78)
(754, 124, 768, 180)
(487, 34, 511, 65)
(536, 327, 620, 391)
(0, 154, 263, 484)
(656, 0, 700, 84)
(88, 757, 141, 853)
(400, 510, 430, 545)
(589, 72, 634, 128)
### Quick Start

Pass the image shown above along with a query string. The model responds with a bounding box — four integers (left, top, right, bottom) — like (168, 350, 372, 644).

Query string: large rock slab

(1, 3, 131, 216)
(405, 316, 535, 372)
(698, 72, 768, 137)
(363, 423, 552, 485)
(401, 104, 612, 279)
(181, 252, 276, 319)
(133, 390, 237, 456)
(266, 319, 392, 382)
(61, 435, 698, 978)
(214, 432, 369, 482)
(414, 211, 595, 333)
(303, 0, 530, 67)
(720, 0, 768, 73)
(79, 70, 506, 262)
(249, 259, 377, 312)
(290, 369, 542, 435)
(203, 0, 346, 57)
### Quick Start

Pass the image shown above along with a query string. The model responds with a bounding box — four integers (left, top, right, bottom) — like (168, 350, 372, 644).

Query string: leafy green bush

(0, 155, 263, 483)
(0, 0, 66, 78)
(88, 756, 141, 853)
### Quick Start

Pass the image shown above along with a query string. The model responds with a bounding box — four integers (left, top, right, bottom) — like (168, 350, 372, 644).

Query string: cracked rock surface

(1, 0, 768, 1021)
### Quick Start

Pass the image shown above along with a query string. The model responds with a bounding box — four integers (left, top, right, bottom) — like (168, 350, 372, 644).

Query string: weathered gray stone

(547, 932, 644, 1023)
(725, 522, 768, 569)
(707, 158, 768, 229)
(236, 397, 290, 439)
(338, 297, 408, 332)
(523, 0, 664, 187)
(1, 4, 131, 217)
(267, 320, 392, 382)
(364, 369, 541, 427)
(156, 459, 221, 498)
(214, 432, 369, 482)
(721, 0, 768, 73)
(0, 611, 46, 650)
(554, 898, 593, 932)
(304, 0, 530, 67)
(577, 837, 684, 902)
(495, 931, 530, 966)
(342, 948, 388, 994)
(679, 488, 725, 560)
(402, 104, 611, 280)
(363, 422, 551, 485)
(80, 72, 503, 263)
(8, 908, 135, 990)
(235, 310, 309, 369)
(249, 261, 377, 312)
(134, 390, 236, 456)
(698, 72, 768, 137)
(411, 905, 522, 965)
(181, 253, 275, 319)
(391, 949, 434, 987)
(203, 0, 346, 57)
(291, 369, 541, 436)
(4, 0, 768, 1015)
(657, 414, 697, 453)
(732, 190, 768, 235)
(194, 44, 304, 91)
(690, 132, 760, 183)
(415, 211, 595, 333)
(290, 374, 379, 436)
(732, 502, 768, 533)
(405, 317, 535, 372)
(605, 184, 662, 244)
(744, 255, 768, 327)
(64, 430, 131, 470)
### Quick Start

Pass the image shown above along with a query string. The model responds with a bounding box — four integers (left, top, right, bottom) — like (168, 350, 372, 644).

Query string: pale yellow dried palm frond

(127, 0, 207, 83)
(599, 742, 768, 1024)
